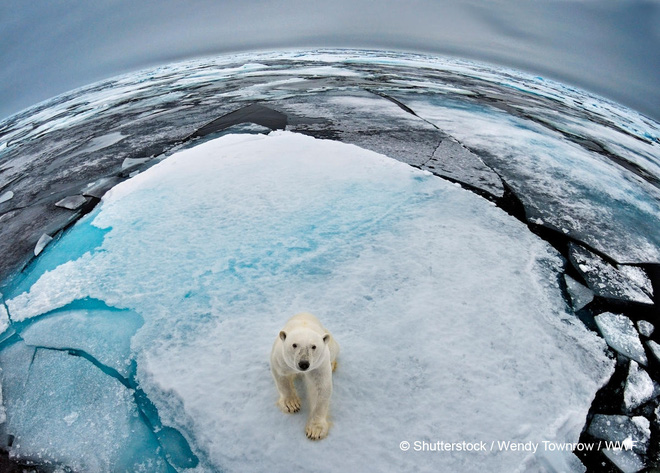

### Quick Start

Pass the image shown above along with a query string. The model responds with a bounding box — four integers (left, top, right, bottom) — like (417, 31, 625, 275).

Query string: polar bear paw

(305, 419, 329, 440)
(278, 395, 301, 413)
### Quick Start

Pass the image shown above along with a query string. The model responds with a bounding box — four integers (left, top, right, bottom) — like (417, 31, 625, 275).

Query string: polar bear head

(279, 329, 330, 372)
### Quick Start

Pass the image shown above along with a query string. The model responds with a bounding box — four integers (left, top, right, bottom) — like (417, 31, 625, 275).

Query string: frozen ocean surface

(2, 132, 614, 472)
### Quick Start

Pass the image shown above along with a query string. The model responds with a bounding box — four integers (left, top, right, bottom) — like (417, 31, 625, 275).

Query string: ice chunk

(34, 233, 53, 256)
(55, 195, 89, 210)
(623, 361, 655, 410)
(0, 191, 13, 204)
(646, 340, 660, 364)
(121, 157, 150, 170)
(588, 414, 650, 454)
(19, 303, 143, 378)
(0, 341, 169, 472)
(602, 448, 646, 473)
(564, 274, 594, 311)
(5, 132, 614, 472)
(83, 177, 122, 199)
(595, 312, 648, 365)
(0, 300, 9, 336)
(636, 321, 654, 338)
(569, 244, 653, 305)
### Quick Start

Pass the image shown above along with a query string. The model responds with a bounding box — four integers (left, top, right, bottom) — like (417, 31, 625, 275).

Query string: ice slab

(588, 414, 650, 473)
(564, 274, 594, 311)
(5, 132, 613, 472)
(422, 137, 504, 198)
(55, 195, 89, 210)
(587, 414, 650, 453)
(594, 312, 648, 365)
(0, 191, 13, 204)
(623, 361, 656, 411)
(122, 157, 151, 170)
(33, 233, 53, 256)
(19, 303, 143, 379)
(0, 341, 169, 472)
(646, 340, 660, 364)
(636, 321, 654, 338)
(0, 301, 9, 336)
(569, 244, 653, 305)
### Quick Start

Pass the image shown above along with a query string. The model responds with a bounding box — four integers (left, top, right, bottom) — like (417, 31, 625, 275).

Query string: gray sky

(1, 0, 659, 121)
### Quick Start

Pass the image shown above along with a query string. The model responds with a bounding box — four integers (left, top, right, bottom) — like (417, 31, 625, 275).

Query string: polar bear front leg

(272, 371, 301, 413)
(304, 366, 332, 440)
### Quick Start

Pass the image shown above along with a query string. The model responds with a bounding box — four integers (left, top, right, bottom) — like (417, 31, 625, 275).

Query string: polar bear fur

(270, 312, 339, 440)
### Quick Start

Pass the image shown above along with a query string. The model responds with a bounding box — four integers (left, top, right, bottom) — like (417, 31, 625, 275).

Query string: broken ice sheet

(19, 302, 143, 378)
(594, 312, 648, 365)
(0, 341, 169, 472)
(422, 137, 504, 198)
(568, 243, 653, 305)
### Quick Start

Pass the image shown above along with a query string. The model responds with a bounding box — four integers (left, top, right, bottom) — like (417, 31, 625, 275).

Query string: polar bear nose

(298, 361, 310, 371)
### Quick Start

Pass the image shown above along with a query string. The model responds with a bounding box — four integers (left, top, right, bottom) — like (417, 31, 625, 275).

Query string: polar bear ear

(279, 331, 287, 342)
(323, 334, 331, 344)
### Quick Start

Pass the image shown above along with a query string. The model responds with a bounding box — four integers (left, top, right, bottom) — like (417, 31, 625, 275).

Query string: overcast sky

(1, 0, 659, 121)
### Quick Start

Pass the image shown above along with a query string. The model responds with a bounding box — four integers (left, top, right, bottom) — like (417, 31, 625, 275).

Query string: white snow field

(3, 131, 613, 472)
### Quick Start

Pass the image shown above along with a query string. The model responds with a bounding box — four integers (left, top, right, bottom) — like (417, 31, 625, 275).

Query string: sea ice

(422, 137, 504, 198)
(568, 244, 653, 305)
(587, 414, 650, 453)
(636, 321, 654, 338)
(5, 132, 614, 472)
(0, 191, 13, 204)
(402, 93, 660, 264)
(564, 274, 594, 311)
(19, 304, 143, 378)
(55, 195, 89, 210)
(33, 233, 53, 256)
(646, 341, 660, 364)
(594, 312, 648, 365)
(0, 341, 169, 472)
(0, 300, 9, 336)
(623, 361, 656, 411)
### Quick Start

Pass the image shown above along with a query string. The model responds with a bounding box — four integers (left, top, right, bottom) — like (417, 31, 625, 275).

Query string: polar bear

(270, 312, 339, 440)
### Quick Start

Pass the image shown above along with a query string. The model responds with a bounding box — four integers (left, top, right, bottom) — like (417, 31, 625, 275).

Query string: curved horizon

(1, 0, 659, 122)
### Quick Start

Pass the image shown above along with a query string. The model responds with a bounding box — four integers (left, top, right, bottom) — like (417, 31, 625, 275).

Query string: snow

(4, 131, 613, 472)
(623, 361, 655, 411)
(568, 244, 653, 305)
(594, 313, 648, 365)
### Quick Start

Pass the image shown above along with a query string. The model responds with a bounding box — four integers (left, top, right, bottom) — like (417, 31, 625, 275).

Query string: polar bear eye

(311, 345, 316, 350)
(292, 344, 297, 348)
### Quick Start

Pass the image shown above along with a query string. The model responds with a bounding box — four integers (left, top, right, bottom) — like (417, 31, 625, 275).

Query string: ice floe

(4, 132, 613, 472)
(594, 312, 647, 365)
(623, 361, 656, 411)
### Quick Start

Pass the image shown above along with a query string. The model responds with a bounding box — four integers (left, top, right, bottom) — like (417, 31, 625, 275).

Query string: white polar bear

(270, 312, 339, 440)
